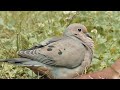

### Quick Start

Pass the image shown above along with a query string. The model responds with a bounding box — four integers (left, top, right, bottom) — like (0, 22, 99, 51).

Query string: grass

(0, 11, 120, 79)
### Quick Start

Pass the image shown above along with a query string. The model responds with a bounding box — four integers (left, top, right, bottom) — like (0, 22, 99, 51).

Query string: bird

(74, 59, 120, 79)
(0, 23, 94, 79)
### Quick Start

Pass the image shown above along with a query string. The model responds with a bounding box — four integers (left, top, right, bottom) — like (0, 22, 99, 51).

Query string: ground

(0, 11, 120, 79)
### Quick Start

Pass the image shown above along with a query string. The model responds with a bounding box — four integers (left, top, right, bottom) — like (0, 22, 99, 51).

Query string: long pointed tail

(0, 58, 45, 66)
(0, 58, 31, 63)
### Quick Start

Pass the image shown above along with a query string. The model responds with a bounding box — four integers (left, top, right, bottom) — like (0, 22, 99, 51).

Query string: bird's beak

(86, 33, 92, 39)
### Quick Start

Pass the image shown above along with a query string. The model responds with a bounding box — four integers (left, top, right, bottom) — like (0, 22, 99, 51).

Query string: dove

(75, 59, 120, 79)
(0, 23, 94, 79)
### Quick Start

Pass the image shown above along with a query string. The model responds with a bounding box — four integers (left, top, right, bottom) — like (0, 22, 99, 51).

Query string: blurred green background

(0, 11, 120, 79)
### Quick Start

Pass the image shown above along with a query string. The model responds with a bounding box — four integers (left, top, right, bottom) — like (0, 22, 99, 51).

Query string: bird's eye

(78, 29, 81, 32)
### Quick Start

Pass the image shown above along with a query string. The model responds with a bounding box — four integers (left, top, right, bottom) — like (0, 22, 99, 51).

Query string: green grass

(0, 11, 120, 79)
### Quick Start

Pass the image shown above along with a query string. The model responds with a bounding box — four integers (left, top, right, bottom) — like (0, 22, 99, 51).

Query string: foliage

(0, 11, 120, 78)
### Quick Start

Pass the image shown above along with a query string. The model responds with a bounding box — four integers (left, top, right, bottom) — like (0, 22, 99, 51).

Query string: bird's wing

(18, 37, 87, 69)
(27, 37, 62, 50)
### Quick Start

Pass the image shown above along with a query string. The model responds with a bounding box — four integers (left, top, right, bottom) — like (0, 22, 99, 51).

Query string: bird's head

(64, 23, 92, 39)
(64, 23, 94, 49)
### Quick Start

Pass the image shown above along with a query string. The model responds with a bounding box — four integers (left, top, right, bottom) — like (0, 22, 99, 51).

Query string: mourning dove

(0, 23, 94, 79)
(75, 59, 120, 79)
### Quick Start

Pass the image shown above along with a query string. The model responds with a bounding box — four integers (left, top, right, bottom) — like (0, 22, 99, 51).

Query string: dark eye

(78, 29, 81, 32)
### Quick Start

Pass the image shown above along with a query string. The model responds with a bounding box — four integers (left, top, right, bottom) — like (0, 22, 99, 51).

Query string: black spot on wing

(47, 48, 52, 51)
(58, 49, 62, 55)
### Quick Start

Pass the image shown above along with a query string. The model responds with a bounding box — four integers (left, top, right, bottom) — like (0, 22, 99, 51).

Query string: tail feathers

(0, 58, 45, 67)
(0, 58, 31, 63)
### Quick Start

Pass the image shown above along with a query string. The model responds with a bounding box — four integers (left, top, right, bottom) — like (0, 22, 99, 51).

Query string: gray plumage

(0, 23, 94, 79)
